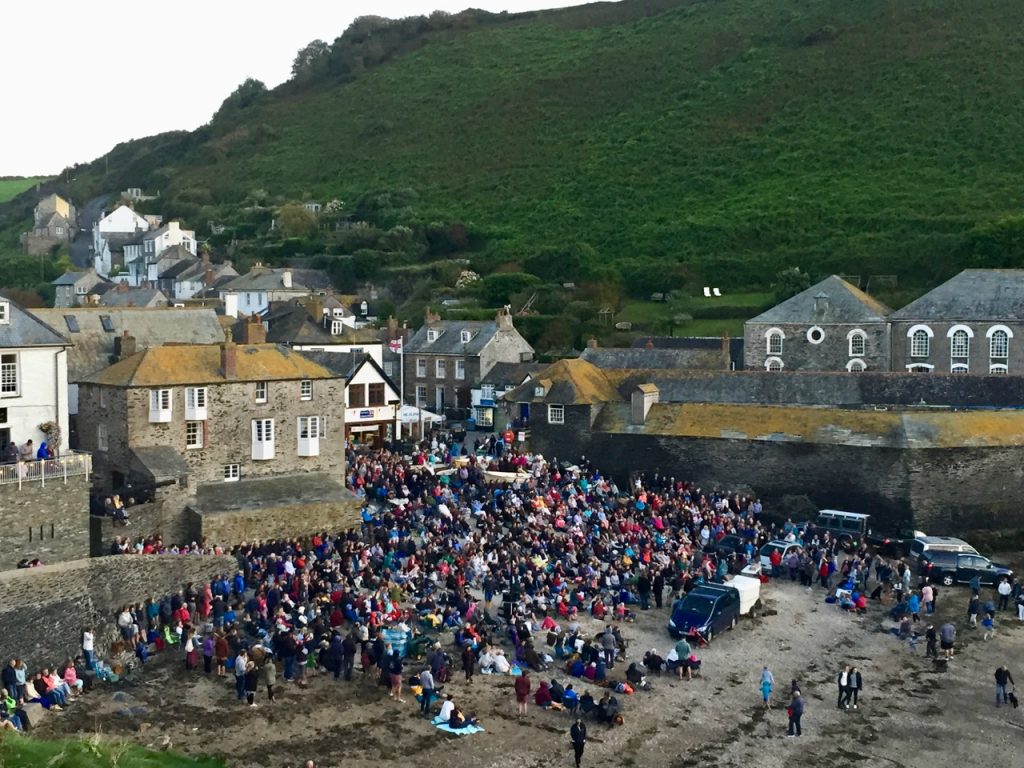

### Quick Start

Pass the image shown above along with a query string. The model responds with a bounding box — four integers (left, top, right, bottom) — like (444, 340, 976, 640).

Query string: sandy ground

(37, 557, 1024, 768)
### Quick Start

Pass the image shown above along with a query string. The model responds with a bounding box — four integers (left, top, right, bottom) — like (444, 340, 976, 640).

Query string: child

(760, 670, 774, 709)
(982, 611, 996, 641)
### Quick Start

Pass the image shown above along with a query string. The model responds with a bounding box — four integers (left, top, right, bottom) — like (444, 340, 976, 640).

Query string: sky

(1, 0, 579, 177)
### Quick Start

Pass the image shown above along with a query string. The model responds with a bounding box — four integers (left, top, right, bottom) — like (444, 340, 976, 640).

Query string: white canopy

(399, 405, 446, 424)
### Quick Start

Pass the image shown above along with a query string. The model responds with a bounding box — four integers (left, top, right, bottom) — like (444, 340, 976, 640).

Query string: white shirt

(439, 700, 455, 721)
(82, 631, 94, 652)
(998, 581, 1012, 596)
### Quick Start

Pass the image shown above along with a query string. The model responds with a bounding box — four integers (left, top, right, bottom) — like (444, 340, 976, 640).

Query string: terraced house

(76, 341, 352, 545)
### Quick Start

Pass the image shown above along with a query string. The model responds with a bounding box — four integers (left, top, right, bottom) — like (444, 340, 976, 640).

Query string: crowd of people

(1, 438, 54, 465)
(1, 651, 91, 732)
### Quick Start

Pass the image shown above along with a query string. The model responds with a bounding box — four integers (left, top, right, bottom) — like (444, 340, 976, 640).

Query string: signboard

(359, 410, 373, 419)
(504, 430, 515, 444)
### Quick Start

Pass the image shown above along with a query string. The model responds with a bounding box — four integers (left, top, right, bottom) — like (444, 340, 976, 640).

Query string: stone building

(77, 340, 353, 545)
(404, 308, 534, 416)
(22, 193, 76, 254)
(744, 275, 892, 372)
(889, 269, 1024, 375)
(51, 269, 112, 308)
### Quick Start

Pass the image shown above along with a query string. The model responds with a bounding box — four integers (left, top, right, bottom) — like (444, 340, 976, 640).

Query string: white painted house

(0, 295, 71, 452)
(220, 266, 310, 318)
(120, 221, 197, 287)
(93, 205, 150, 276)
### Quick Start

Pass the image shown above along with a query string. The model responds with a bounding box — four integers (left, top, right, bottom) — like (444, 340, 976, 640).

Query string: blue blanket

(432, 715, 484, 735)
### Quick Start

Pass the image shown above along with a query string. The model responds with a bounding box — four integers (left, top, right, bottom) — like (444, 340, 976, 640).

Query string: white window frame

(846, 358, 866, 372)
(300, 379, 313, 401)
(185, 420, 204, 449)
(185, 386, 208, 420)
(950, 363, 969, 374)
(416, 358, 427, 378)
(765, 328, 784, 356)
(806, 325, 825, 345)
(547, 404, 565, 424)
(460, 330, 472, 343)
(908, 324, 933, 358)
(987, 325, 1012, 361)
(436, 359, 446, 378)
(415, 385, 427, 407)
(481, 384, 495, 401)
(330, 319, 344, 336)
(989, 363, 1008, 375)
(149, 388, 172, 422)
(297, 415, 321, 457)
(0, 302, 7, 325)
(455, 359, 466, 380)
(0, 353, 19, 397)
(223, 464, 240, 482)
(255, 381, 268, 404)
(427, 329, 439, 343)
(949, 327, 971, 360)
(765, 357, 784, 372)
(847, 329, 867, 357)
(97, 423, 108, 452)
(251, 418, 275, 460)
(905, 363, 934, 372)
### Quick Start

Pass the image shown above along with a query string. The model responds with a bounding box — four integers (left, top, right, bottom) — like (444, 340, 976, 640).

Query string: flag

(388, 337, 403, 353)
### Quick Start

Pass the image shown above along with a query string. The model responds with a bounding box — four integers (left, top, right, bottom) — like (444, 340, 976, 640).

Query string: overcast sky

(1, 0, 578, 177)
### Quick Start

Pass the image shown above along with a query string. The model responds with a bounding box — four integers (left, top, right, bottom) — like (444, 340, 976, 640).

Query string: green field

(0, 177, 46, 203)
(0, 734, 223, 768)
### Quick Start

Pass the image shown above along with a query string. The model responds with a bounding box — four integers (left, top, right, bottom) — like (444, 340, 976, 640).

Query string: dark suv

(919, 551, 1014, 587)
(667, 584, 741, 642)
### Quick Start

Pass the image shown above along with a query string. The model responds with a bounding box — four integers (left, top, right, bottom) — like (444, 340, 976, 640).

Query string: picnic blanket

(432, 715, 484, 735)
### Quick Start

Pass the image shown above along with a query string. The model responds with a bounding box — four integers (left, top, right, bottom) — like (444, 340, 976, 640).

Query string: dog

(1009, 691, 1019, 709)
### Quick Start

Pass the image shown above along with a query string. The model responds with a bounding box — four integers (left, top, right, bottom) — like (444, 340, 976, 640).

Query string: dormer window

(427, 329, 439, 343)
(461, 330, 472, 343)
(331, 320, 344, 336)
(534, 385, 545, 397)
(0, 301, 8, 325)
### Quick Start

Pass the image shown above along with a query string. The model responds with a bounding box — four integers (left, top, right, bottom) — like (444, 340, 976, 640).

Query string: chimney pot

(221, 340, 237, 380)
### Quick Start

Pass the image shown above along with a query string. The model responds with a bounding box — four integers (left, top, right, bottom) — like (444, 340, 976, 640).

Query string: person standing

(462, 642, 475, 683)
(924, 624, 938, 659)
(837, 665, 851, 709)
(786, 690, 804, 737)
(81, 628, 95, 671)
(995, 665, 1015, 707)
(514, 671, 531, 717)
(760, 666, 775, 709)
(244, 658, 259, 708)
(389, 649, 405, 703)
(570, 717, 587, 768)
(1016, 590, 1024, 623)
(234, 649, 248, 702)
(997, 579, 1012, 612)
(637, 571, 652, 611)
(419, 668, 435, 717)
(848, 666, 863, 709)
(342, 633, 357, 682)
(202, 633, 215, 674)
(263, 659, 277, 703)
(921, 583, 934, 615)
(653, 570, 665, 609)
(940, 622, 956, 660)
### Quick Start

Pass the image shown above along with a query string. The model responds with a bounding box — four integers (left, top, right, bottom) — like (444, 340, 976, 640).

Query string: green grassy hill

(0, 177, 47, 203)
(0, 733, 223, 768)
(19, 0, 1024, 294)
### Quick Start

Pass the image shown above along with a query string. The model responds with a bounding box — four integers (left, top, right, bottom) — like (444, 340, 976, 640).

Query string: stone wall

(89, 499, 191, 556)
(744, 321, 890, 372)
(188, 498, 362, 544)
(0, 554, 236, 668)
(0, 475, 90, 571)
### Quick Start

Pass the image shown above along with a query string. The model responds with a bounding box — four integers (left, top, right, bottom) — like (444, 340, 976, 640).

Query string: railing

(0, 451, 92, 488)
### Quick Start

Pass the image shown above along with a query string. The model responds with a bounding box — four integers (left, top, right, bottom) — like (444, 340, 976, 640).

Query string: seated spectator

(562, 684, 579, 713)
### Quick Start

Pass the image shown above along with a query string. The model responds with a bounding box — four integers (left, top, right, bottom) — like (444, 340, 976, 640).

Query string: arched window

(910, 329, 930, 358)
(765, 328, 784, 356)
(846, 359, 865, 372)
(950, 363, 969, 374)
(989, 329, 1009, 361)
(848, 329, 867, 357)
(765, 357, 783, 372)
(989, 364, 1008, 375)
(950, 329, 970, 360)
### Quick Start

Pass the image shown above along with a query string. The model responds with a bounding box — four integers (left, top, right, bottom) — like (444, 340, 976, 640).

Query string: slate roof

(581, 346, 727, 370)
(406, 321, 501, 355)
(221, 267, 309, 293)
(262, 304, 333, 345)
(0, 295, 71, 349)
(288, 268, 333, 292)
(747, 275, 891, 325)
(31, 307, 225, 381)
(52, 271, 89, 286)
(83, 343, 339, 387)
(98, 287, 168, 307)
(190, 473, 359, 515)
(129, 446, 191, 482)
(300, 351, 400, 397)
(891, 269, 1024, 321)
(158, 257, 200, 279)
(479, 361, 544, 387)
(502, 358, 620, 405)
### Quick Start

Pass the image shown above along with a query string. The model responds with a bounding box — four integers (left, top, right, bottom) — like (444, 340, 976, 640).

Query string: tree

(212, 78, 267, 123)
(773, 267, 812, 302)
(277, 204, 317, 238)
(292, 39, 330, 79)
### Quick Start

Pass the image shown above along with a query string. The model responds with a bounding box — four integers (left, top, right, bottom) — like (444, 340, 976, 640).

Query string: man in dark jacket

(570, 717, 587, 768)
(341, 633, 357, 681)
(786, 691, 804, 736)
(995, 665, 1015, 707)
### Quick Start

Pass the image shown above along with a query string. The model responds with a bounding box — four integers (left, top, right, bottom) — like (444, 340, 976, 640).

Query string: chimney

(241, 313, 266, 344)
(201, 250, 210, 264)
(221, 336, 237, 380)
(631, 384, 659, 425)
(282, 269, 293, 289)
(721, 333, 731, 367)
(306, 298, 324, 324)
(586, 337, 598, 349)
(114, 330, 137, 360)
(425, 307, 441, 324)
(496, 306, 514, 331)
(204, 268, 215, 287)
(387, 315, 399, 339)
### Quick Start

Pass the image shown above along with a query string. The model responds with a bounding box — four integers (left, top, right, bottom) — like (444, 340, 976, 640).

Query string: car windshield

(681, 595, 717, 613)
(761, 543, 785, 556)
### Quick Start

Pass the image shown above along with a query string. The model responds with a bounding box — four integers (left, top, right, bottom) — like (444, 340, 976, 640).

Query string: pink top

(63, 667, 78, 686)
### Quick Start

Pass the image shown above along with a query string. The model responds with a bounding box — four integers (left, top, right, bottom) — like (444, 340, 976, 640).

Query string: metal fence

(0, 451, 92, 488)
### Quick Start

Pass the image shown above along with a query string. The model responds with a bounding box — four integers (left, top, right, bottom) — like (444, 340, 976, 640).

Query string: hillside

(7, 0, 1024, 301)
(0, 177, 47, 203)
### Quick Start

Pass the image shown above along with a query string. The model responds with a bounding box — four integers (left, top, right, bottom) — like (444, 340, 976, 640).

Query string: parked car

(759, 540, 802, 571)
(918, 550, 1013, 587)
(909, 536, 978, 564)
(864, 526, 926, 558)
(704, 534, 753, 558)
(667, 584, 741, 641)
(813, 510, 871, 551)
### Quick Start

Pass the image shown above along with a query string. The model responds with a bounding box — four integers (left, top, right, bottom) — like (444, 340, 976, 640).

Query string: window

(149, 388, 172, 422)
(415, 385, 427, 407)
(806, 326, 825, 345)
(547, 404, 565, 424)
(96, 423, 108, 452)
(300, 379, 313, 401)
(427, 329, 439, 343)
(223, 464, 240, 482)
(99, 388, 107, 408)
(0, 302, 7, 324)
(848, 330, 867, 357)
(64, 315, 80, 332)
(436, 359, 446, 378)
(55, 226, 64, 236)
(75, 285, 86, 295)
(251, 418, 275, 460)
(185, 386, 208, 420)
(765, 329, 784, 356)
(455, 359, 466, 380)
(990, 364, 1008, 375)
(416, 358, 427, 378)
(368, 383, 385, 406)
(950, 329, 970, 359)
(910, 330, 930, 358)
(330, 319, 344, 336)
(383, 362, 394, 377)
(99, 314, 114, 332)
(481, 384, 495, 401)
(255, 381, 268, 403)
(765, 357, 784, 372)
(297, 416, 321, 457)
(0, 354, 18, 396)
(185, 420, 204, 449)
(989, 329, 1009, 360)
(846, 359, 866, 372)
(951, 364, 969, 374)
(349, 383, 366, 408)
(460, 330, 472, 343)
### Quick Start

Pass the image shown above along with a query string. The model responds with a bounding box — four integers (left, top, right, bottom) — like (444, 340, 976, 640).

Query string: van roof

(915, 536, 974, 546)
(817, 509, 870, 520)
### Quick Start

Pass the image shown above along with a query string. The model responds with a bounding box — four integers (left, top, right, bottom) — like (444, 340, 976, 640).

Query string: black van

(667, 584, 741, 642)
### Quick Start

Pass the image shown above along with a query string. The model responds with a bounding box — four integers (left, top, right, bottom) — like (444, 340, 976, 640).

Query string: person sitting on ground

(535, 680, 553, 709)
(562, 684, 579, 713)
(625, 662, 645, 688)
(643, 649, 664, 674)
(579, 690, 595, 718)
(438, 694, 455, 722)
